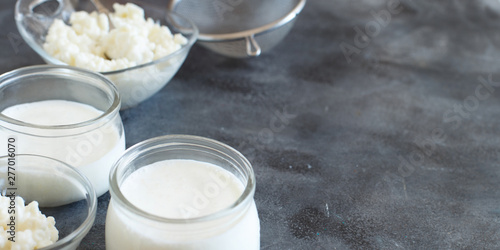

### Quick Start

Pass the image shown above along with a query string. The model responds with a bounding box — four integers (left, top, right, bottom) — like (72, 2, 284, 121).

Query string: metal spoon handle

(90, 0, 115, 30)
(90, 0, 110, 14)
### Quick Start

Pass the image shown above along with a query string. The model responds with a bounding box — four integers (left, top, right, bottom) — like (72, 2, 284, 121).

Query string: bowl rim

(0, 154, 97, 249)
(14, 1, 199, 74)
(167, 0, 307, 41)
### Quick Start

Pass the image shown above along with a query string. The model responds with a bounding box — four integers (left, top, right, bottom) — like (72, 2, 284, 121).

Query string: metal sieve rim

(167, 0, 307, 42)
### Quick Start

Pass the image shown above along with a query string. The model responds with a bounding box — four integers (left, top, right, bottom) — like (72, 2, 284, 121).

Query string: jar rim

(109, 134, 256, 224)
(0, 65, 121, 132)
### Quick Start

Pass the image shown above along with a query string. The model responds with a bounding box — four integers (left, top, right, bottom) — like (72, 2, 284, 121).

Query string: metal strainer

(167, 0, 307, 58)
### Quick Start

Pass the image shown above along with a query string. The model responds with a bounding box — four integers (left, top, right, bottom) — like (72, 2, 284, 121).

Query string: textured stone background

(3, 0, 500, 249)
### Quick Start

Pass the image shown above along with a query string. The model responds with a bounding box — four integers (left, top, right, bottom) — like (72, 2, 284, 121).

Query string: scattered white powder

(0, 196, 58, 250)
(43, 3, 188, 72)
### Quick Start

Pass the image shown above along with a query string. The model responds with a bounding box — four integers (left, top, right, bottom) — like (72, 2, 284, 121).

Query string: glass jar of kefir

(0, 65, 125, 200)
(106, 135, 260, 250)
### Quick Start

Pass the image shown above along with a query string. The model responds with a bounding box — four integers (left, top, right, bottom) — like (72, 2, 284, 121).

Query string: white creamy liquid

(0, 100, 125, 203)
(106, 159, 260, 250)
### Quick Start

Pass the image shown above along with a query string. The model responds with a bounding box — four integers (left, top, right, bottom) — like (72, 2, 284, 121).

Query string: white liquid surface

(106, 159, 260, 249)
(0, 100, 125, 204)
(2, 100, 101, 125)
(121, 159, 243, 219)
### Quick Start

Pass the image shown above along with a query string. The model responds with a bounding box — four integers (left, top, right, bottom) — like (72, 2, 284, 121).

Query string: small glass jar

(0, 65, 126, 197)
(106, 135, 260, 249)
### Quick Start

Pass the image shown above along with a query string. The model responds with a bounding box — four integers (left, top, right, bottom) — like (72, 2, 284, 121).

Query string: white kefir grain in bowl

(43, 3, 187, 72)
(0, 196, 59, 250)
(42, 2, 190, 108)
(0, 154, 97, 249)
(16, 0, 198, 109)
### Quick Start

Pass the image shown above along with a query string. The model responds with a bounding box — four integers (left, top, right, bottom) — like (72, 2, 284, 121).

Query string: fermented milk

(106, 159, 260, 249)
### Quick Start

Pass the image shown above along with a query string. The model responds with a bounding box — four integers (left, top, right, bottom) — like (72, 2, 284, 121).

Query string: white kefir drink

(106, 159, 260, 249)
(0, 100, 125, 200)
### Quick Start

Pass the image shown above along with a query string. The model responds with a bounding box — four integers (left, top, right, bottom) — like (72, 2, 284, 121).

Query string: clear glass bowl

(0, 154, 97, 250)
(15, 0, 198, 109)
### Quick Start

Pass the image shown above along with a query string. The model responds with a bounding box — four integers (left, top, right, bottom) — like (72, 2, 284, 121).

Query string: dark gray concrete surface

(3, 0, 500, 249)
